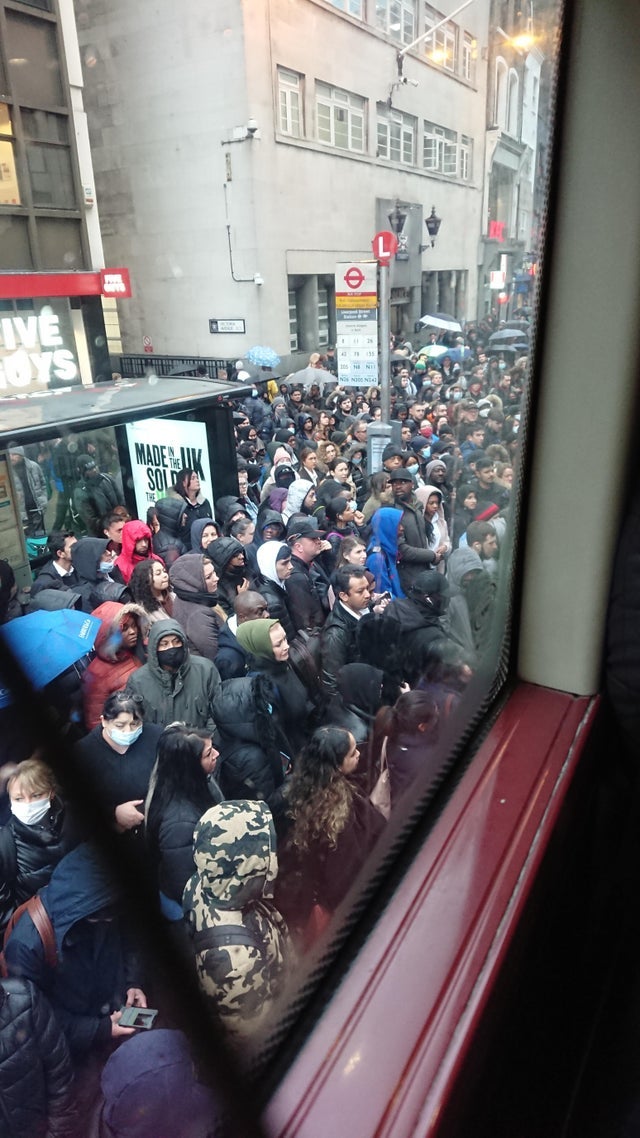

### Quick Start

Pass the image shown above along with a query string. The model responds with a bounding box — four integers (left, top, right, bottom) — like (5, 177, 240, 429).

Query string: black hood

(71, 537, 109, 583)
(207, 537, 244, 575)
(155, 496, 187, 537)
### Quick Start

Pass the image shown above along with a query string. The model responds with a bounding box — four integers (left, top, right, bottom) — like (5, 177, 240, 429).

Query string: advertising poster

(0, 455, 27, 568)
(125, 418, 213, 520)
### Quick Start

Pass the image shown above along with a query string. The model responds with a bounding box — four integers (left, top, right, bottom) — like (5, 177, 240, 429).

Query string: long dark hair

(146, 725, 211, 835)
(129, 559, 166, 614)
(172, 468, 195, 500)
(287, 726, 354, 851)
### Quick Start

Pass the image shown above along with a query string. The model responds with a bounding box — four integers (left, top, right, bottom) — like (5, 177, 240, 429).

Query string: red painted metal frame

(0, 269, 131, 299)
(266, 682, 598, 1137)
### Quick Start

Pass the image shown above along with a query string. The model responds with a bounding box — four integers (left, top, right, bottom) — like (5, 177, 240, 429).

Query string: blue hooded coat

(366, 507, 405, 599)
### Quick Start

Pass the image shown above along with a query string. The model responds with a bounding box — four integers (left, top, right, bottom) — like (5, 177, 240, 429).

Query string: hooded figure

(98, 1029, 219, 1138)
(153, 497, 189, 567)
(416, 483, 451, 572)
(255, 541, 296, 642)
(236, 617, 311, 757)
(189, 517, 220, 556)
(446, 546, 496, 663)
(82, 601, 149, 729)
(282, 478, 316, 523)
(71, 537, 129, 612)
(4, 843, 144, 1057)
(114, 520, 162, 585)
(383, 571, 451, 684)
(126, 619, 221, 732)
(73, 456, 121, 537)
(255, 507, 286, 546)
(366, 507, 405, 599)
(169, 554, 227, 662)
(183, 802, 291, 1043)
(207, 537, 248, 617)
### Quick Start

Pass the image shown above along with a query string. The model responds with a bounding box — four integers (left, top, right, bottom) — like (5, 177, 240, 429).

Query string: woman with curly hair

(275, 726, 386, 929)
(129, 558, 175, 624)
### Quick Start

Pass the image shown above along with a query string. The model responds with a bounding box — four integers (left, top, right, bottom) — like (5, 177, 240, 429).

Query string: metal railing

(119, 354, 234, 379)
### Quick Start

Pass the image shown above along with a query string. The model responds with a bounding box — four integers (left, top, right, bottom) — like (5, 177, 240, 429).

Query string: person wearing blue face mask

(75, 691, 163, 845)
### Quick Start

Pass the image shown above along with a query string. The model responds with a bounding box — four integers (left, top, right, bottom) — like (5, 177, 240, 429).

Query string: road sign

(142, 335, 153, 353)
(209, 318, 246, 333)
(344, 265, 366, 290)
(335, 261, 378, 386)
(372, 230, 399, 264)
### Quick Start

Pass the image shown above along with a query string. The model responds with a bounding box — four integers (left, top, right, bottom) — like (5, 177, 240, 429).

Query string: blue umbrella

(246, 345, 280, 368)
(0, 608, 101, 693)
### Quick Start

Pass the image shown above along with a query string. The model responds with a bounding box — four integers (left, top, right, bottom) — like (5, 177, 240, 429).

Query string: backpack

(0, 895, 57, 978)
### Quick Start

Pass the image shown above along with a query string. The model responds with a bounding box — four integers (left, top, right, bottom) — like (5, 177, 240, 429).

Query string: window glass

(327, 0, 364, 16)
(376, 0, 417, 45)
(5, 11, 63, 107)
(278, 67, 303, 137)
(36, 217, 83, 268)
(316, 82, 365, 152)
(0, 215, 32, 267)
(0, 104, 21, 204)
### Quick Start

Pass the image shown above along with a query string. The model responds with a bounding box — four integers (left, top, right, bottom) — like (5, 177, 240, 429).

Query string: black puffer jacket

(0, 799, 76, 932)
(146, 787, 222, 905)
(153, 497, 188, 567)
(0, 978, 76, 1138)
(253, 575, 296, 642)
(214, 676, 285, 800)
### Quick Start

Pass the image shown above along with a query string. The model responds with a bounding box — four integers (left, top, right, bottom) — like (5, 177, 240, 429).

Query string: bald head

(235, 590, 269, 624)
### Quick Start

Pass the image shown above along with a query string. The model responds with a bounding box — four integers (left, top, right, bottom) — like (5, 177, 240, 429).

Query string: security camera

(253, 272, 264, 286)
(246, 118, 259, 136)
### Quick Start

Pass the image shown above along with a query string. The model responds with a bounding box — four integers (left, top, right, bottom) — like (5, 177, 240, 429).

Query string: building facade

(75, 0, 495, 369)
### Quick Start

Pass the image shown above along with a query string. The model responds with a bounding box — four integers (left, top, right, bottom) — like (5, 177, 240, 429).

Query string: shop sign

(125, 417, 213, 518)
(100, 268, 132, 297)
(0, 311, 78, 390)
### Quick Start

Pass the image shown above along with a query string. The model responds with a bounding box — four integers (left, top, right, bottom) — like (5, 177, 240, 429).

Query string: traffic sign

(372, 230, 399, 264)
(344, 265, 366, 290)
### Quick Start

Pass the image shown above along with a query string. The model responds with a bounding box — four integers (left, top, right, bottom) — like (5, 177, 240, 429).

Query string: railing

(119, 354, 234, 379)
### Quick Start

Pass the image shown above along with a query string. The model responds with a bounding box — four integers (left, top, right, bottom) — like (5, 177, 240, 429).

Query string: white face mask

(11, 796, 51, 827)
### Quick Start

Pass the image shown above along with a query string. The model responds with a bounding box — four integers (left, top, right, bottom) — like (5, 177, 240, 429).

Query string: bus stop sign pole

(372, 231, 398, 425)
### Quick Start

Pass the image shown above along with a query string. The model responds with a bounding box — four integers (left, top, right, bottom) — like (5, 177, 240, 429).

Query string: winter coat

(4, 843, 143, 1057)
(213, 621, 250, 680)
(207, 538, 248, 617)
(125, 619, 221, 732)
(246, 655, 312, 758)
(189, 517, 218, 556)
(173, 492, 213, 551)
(320, 603, 372, 695)
(183, 802, 291, 1042)
(285, 555, 327, 634)
(0, 978, 76, 1138)
(10, 453, 48, 524)
(386, 729, 441, 803)
(97, 1029, 219, 1138)
(169, 554, 227, 662)
(71, 537, 129, 613)
(384, 578, 451, 684)
(114, 520, 162, 585)
(282, 479, 314, 522)
(31, 558, 79, 598)
(396, 494, 437, 592)
(446, 546, 496, 663)
(82, 601, 148, 729)
(214, 676, 285, 800)
(0, 798, 76, 932)
(366, 507, 405, 599)
(255, 507, 286, 545)
(153, 497, 188, 567)
(73, 472, 120, 536)
(146, 793, 213, 905)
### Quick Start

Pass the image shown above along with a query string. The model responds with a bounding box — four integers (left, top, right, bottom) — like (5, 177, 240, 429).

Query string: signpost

(209, 318, 246, 334)
(334, 262, 378, 387)
(371, 230, 398, 424)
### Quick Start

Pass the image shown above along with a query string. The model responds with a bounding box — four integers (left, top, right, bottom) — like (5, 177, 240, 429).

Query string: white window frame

(459, 134, 472, 180)
(318, 286, 329, 348)
(326, 0, 364, 17)
(462, 32, 475, 81)
(423, 121, 457, 176)
(377, 105, 416, 165)
(277, 67, 303, 138)
(424, 4, 457, 71)
(495, 57, 508, 128)
(507, 68, 519, 136)
(316, 82, 366, 153)
(375, 0, 417, 47)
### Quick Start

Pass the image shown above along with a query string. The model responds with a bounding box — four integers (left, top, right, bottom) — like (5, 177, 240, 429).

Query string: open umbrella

(289, 366, 334, 390)
(504, 319, 531, 331)
(418, 344, 449, 360)
(0, 608, 101, 691)
(419, 313, 463, 333)
(488, 328, 529, 346)
(246, 346, 281, 368)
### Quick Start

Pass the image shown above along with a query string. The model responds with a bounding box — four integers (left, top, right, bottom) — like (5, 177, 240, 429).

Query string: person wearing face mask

(75, 692, 163, 842)
(126, 621, 221, 733)
(0, 759, 77, 932)
(71, 535, 131, 612)
(169, 554, 228, 662)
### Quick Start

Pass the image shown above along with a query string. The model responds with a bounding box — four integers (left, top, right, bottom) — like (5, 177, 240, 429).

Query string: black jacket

(0, 978, 76, 1138)
(70, 537, 129, 612)
(214, 676, 285, 800)
(146, 793, 214, 904)
(320, 603, 372, 694)
(254, 575, 296, 643)
(0, 799, 76, 932)
(74, 473, 120, 536)
(396, 496, 436, 592)
(384, 595, 450, 683)
(214, 622, 250, 680)
(4, 844, 143, 1058)
(31, 560, 79, 598)
(285, 556, 327, 634)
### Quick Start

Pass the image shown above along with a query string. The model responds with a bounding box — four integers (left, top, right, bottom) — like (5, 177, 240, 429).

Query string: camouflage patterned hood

(184, 801, 278, 912)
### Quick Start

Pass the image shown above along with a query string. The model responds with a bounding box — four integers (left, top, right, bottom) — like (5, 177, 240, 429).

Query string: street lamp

(388, 201, 407, 234)
(419, 206, 443, 252)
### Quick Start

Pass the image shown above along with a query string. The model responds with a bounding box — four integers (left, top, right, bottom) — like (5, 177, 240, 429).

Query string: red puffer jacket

(82, 601, 149, 729)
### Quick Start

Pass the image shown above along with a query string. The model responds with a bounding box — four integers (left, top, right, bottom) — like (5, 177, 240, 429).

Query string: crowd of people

(0, 320, 524, 1135)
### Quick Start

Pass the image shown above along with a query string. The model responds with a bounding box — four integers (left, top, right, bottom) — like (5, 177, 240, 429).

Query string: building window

(375, 0, 417, 46)
(316, 82, 365, 152)
(278, 68, 303, 137)
(507, 69, 519, 136)
(377, 105, 416, 165)
(21, 109, 75, 209)
(318, 287, 329, 347)
(326, 0, 364, 16)
(288, 288, 299, 351)
(424, 5, 457, 71)
(423, 121, 457, 175)
(495, 57, 508, 128)
(459, 134, 472, 180)
(0, 104, 21, 206)
(462, 32, 475, 81)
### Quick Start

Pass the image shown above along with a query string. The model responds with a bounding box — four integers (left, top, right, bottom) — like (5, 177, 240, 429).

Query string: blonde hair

(7, 759, 57, 799)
